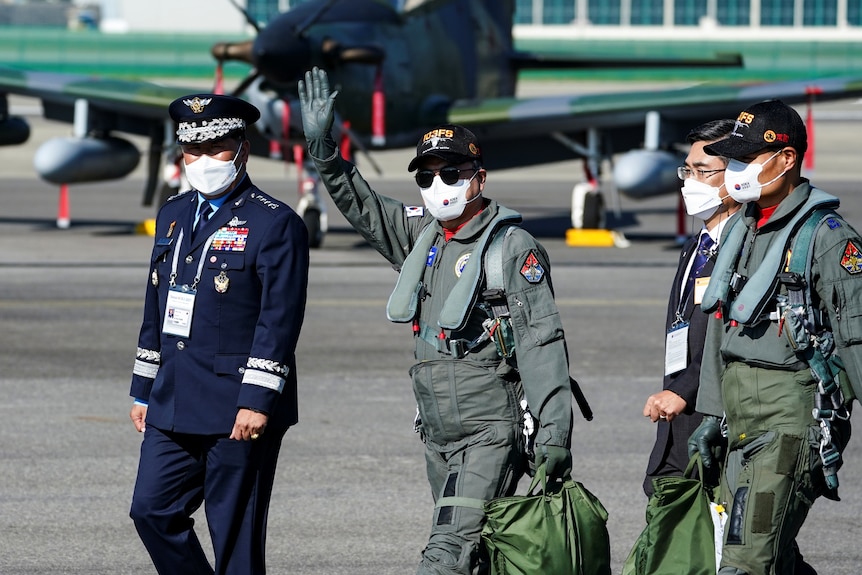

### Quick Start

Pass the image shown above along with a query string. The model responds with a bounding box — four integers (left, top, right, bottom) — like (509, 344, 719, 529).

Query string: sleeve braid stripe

(136, 347, 161, 363)
(242, 369, 285, 393)
(133, 359, 159, 380)
(246, 357, 288, 376)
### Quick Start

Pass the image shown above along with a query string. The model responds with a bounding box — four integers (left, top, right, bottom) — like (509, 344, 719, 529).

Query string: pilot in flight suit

(128, 94, 309, 575)
(299, 67, 574, 575)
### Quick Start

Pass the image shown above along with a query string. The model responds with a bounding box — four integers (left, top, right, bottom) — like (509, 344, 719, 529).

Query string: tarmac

(3, 93, 862, 574)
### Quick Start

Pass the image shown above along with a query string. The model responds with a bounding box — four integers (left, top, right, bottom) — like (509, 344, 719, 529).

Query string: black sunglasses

(415, 165, 477, 188)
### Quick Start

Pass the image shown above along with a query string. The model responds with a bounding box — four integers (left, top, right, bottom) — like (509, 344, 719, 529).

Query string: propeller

(211, 0, 392, 174)
(214, 0, 389, 91)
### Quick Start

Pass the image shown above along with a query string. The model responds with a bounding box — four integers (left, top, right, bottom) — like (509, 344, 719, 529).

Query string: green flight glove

(297, 66, 338, 159)
(535, 444, 572, 482)
(687, 414, 722, 468)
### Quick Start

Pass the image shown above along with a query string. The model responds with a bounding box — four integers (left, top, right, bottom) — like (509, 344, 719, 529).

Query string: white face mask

(184, 143, 242, 197)
(419, 172, 480, 221)
(681, 178, 725, 221)
(724, 149, 786, 203)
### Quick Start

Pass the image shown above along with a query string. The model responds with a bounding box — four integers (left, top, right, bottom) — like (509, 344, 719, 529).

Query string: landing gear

(296, 167, 327, 248)
(571, 181, 605, 230)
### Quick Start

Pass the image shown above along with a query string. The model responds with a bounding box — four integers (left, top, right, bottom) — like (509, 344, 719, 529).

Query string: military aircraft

(1, 0, 861, 246)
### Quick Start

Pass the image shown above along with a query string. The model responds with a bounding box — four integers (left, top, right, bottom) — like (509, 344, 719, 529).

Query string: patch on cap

(407, 124, 483, 171)
(704, 99, 807, 159)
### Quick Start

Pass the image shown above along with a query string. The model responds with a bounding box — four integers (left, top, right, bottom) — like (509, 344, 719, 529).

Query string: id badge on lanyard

(664, 322, 689, 376)
(163, 285, 197, 337)
(161, 228, 213, 338)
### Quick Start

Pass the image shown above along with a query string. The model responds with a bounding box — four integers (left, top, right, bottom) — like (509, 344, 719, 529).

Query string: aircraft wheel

(581, 191, 604, 230)
(303, 207, 323, 248)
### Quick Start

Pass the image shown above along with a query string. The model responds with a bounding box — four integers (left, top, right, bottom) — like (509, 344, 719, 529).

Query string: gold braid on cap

(176, 118, 246, 143)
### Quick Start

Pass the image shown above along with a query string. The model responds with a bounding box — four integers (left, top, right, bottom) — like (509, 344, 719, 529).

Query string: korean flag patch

(520, 251, 545, 283)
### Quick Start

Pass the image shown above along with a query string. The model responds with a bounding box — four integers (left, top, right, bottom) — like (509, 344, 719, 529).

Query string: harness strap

(415, 319, 491, 359)
(434, 496, 486, 511)
(783, 208, 848, 491)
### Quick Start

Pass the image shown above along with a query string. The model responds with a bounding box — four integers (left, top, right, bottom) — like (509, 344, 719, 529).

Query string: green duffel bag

(622, 453, 724, 575)
(481, 463, 611, 575)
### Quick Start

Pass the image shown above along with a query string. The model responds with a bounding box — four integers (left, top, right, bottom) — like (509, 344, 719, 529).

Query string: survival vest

(703, 187, 851, 492)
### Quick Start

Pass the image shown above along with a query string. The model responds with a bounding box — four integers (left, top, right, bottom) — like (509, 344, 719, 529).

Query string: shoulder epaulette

(166, 188, 193, 202)
(247, 191, 284, 212)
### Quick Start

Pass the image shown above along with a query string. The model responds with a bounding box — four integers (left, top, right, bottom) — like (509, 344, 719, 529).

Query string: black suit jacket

(644, 233, 716, 495)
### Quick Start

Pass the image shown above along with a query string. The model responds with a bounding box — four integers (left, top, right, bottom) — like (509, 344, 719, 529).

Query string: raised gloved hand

(687, 414, 723, 468)
(535, 444, 572, 482)
(297, 66, 338, 158)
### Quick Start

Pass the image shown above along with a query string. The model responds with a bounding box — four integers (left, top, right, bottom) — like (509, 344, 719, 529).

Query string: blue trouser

(130, 425, 284, 575)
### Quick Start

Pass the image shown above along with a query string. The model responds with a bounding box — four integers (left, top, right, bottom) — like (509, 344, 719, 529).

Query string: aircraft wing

(0, 66, 193, 132)
(0, 66, 215, 206)
(448, 76, 862, 169)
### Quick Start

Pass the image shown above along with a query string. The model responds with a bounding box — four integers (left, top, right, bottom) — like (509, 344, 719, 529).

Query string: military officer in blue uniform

(128, 94, 310, 575)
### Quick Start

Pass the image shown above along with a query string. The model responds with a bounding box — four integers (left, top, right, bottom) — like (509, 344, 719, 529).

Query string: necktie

(193, 200, 213, 239)
(683, 233, 714, 304)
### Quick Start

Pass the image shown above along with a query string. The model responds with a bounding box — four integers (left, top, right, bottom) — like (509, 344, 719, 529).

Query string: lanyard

(168, 228, 216, 290)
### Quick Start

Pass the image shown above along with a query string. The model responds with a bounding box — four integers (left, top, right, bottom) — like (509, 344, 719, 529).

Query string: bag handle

(526, 463, 575, 496)
(683, 452, 704, 479)
(527, 462, 549, 496)
(684, 451, 722, 503)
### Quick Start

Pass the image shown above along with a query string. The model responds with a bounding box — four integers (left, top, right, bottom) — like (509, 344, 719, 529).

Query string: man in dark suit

(128, 94, 309, 574)
(642, 119, 738, 496)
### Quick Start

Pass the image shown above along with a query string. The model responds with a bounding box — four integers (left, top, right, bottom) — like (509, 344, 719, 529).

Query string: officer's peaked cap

(169, 94, 260, 144)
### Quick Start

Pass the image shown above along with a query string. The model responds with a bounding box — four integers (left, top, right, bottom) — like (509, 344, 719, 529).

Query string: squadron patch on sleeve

(840, 240, 862, 274)
(520, 251, 545, 283)
(405, 206, 425, 217)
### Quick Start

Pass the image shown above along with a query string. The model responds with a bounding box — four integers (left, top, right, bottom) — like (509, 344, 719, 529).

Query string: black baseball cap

(169, 94, 260, 144)
(407, 124, 483, 171)
(704, 99, 807, 159)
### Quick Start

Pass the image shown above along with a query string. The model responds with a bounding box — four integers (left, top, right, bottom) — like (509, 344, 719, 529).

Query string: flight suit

(128, 176, 309, 575)
(311, 151, 574, 575)
(698, 181, 862, 575)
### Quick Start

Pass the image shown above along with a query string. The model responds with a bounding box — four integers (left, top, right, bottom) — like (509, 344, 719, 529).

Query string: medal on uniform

(214, 271, 230, 293)
(151, 269, 159, 286)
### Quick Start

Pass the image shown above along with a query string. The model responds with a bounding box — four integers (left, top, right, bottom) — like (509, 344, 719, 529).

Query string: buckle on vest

(449, 339, 467, 359)
(729, 272, 748, 294)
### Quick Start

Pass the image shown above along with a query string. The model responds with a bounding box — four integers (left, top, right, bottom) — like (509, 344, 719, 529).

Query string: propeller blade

(295, 0, 339, 36)
(227, 0, 260, 33)
(231, 70, 263, 98)
(211, 40, 255, 65)
(321, 39, 385, 65)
